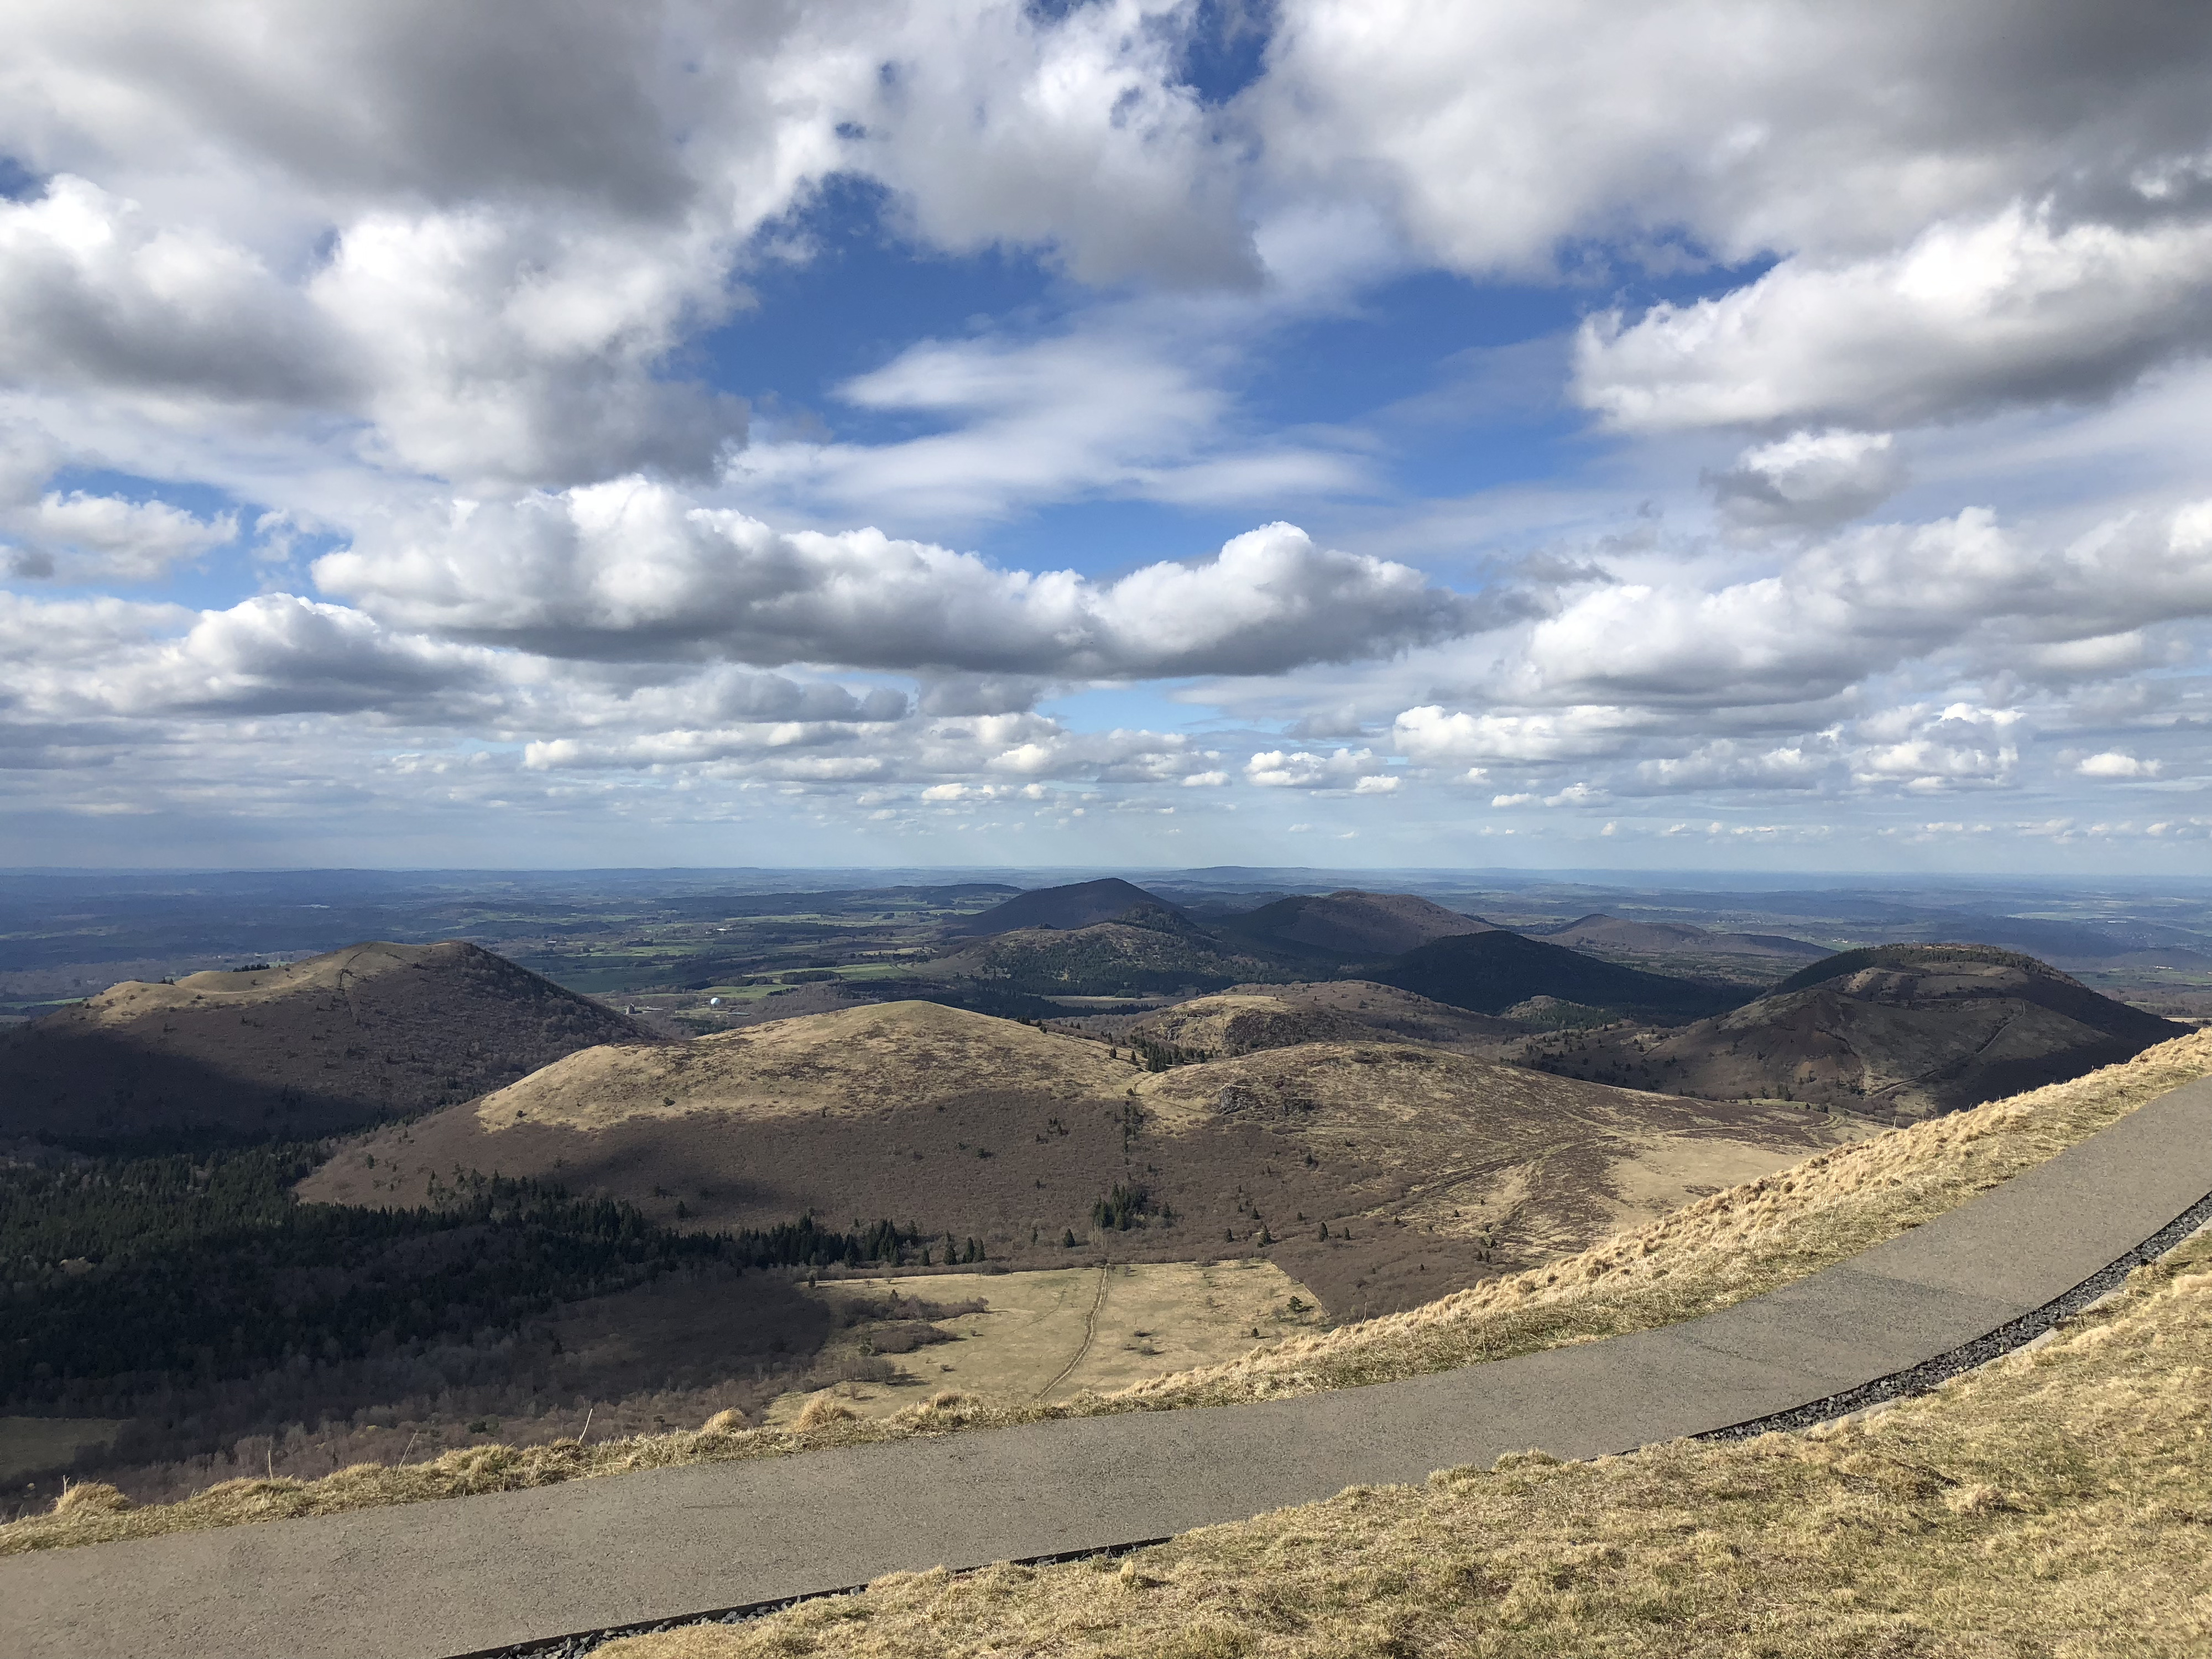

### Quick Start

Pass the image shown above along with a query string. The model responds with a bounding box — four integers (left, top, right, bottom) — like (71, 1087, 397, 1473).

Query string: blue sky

(0, 1, 2208, 871)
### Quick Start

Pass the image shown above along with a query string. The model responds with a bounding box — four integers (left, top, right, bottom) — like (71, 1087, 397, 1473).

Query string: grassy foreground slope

(610, 1226, 2212, 1658)
(7, 1029, 2205, 1558)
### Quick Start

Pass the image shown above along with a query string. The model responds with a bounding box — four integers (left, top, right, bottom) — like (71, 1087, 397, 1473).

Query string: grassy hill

(300, 1000, 1855, 1317)
(1124, 981, 1526, 1058)
(0, 941, 652, 1146)
(1371, 930, 1743, 1024)
(1537, 942, 2187, 1117)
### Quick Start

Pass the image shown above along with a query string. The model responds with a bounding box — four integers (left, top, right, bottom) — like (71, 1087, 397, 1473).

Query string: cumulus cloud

(0, 1, 1267, 493)
(2078, 750, 2160, 778)
(854, 0, 1253, 287)
(1392, 703, 1648, 764)
(0, 176, 348, 408)
(1578, 206, 2212, 433)
(1244, 747, 1394, 790)
(1708, 430, 1904, 531)
(316, 487, 1477, 675)
(6, 489, 237, 582)
(1256, 3, 2212, 268)
(1504, 502, 2212, 713)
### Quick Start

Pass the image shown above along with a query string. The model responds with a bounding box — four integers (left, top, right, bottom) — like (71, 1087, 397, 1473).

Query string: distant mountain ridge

(1540, 914, 1828, 960)
(1369, 931, 1743, 1023)
(1214, 890, 1495, 961)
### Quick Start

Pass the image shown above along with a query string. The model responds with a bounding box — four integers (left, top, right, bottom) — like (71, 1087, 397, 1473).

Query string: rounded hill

(0, 941, 653, 1146)
(306, 1000, 1861, 1317)
(1535, 942, 2185, 1117)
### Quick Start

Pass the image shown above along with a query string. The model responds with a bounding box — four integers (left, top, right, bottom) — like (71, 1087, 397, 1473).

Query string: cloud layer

(1, 1, 2208, 863)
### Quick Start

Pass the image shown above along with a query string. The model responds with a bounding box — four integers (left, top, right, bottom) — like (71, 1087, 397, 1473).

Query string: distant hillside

(0, 942, 653, 1147)
(1126, 982, 1525, 1057)
(1371, 931, 1742, 1023)
(944, 878, 1182, 938)
(1541, 914, 1827, 960)
(1214, 890, 1495, 961)
(305, 1000, 1859, 1317)
(931, 907, 1270, 997)
(1540, 942, 2186, 1117)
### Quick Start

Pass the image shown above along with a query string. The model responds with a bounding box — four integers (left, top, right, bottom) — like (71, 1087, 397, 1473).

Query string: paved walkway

(8, 1076, 2211, 1659)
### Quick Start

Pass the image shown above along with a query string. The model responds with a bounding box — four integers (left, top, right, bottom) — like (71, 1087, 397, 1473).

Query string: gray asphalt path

(8, 1076, 2210, 1659)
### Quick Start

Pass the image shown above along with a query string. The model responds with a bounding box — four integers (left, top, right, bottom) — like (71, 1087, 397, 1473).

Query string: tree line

(1, 1146, 933, 1408)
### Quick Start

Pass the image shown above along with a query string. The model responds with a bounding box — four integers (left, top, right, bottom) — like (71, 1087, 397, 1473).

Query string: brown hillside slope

(302, 1000, 1858, 1316)
(1536, 942, 2184, 1118)
(0, 941, 653, 1142)
(15, 1029, 2201, 1564)
(1126, 980, 1523, 1056)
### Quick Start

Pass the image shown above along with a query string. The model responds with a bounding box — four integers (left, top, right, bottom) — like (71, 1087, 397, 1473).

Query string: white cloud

(1543, 781, 1608, 807)
(1505, 502, 2212, 713)
(1708, 429, 1903, 531)
(1578, 206, 2212, 433)
(1256, 3, 2212, 268)
(852, 0, 1253, 288)
(7, 488, 237, 582)
(1244, 747, 1392, 789)
(2078, 750, 2159, 778)
(316, 489, 1475, 675)
(1393, 704, 1646, 763)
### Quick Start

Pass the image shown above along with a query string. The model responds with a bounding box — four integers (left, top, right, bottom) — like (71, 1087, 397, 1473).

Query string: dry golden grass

(602, 1227, 2212, 1659)
(42, 940, 434, 1029)
(1118, 1026, 2212, 1408)
(8, 1028, 2204, 1561)
(474, 1000, 1141, 1130)
(771, 1261, 1326, 1425)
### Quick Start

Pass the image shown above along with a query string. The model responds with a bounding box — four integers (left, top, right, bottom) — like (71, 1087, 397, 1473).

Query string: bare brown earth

(1121, 980, 1526, 1057)
(1533, 942, 2184, 1119)
(304, 1001, 1865, 1318)
(0, 941, 653, 1142)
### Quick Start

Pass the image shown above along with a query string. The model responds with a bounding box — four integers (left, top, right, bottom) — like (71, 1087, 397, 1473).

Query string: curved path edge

(8, 1076, 2211, 1659)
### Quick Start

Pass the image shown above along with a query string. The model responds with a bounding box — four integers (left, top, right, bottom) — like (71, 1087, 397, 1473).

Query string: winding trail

(7, 1075, 2210, 1659)
(1034, 1262, 1112, 1401)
